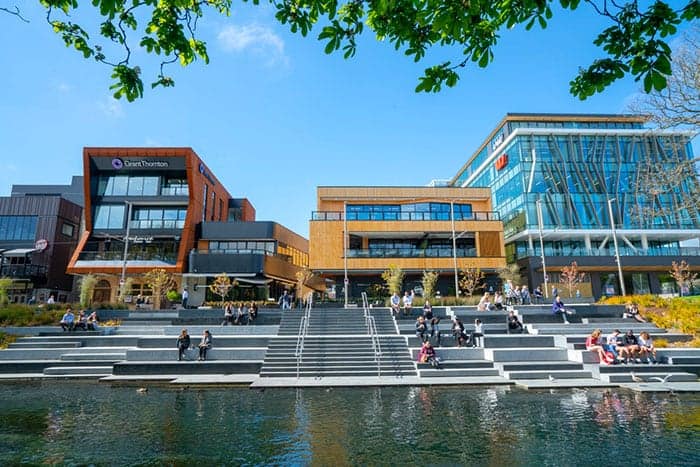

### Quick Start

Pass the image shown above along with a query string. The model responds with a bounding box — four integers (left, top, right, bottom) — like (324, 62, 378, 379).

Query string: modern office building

(12, 175, 85, 207)
(309, 186, 506, 298)
(0, 195, 82, 303)
(450, 113, 700, 297)
(67, 147, 245, 302)
(185, 221, 311, 306)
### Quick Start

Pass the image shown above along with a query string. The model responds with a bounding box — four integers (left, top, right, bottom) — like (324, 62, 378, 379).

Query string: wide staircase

(259, 307, 416, 379)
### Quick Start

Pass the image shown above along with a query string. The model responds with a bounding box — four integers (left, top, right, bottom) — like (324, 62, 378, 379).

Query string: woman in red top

(585, 329, 608, 365)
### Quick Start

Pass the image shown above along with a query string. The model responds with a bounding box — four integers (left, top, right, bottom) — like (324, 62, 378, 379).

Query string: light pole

(119, 201, 133, 297)
(607, 197, 626, 296)
(450, 201, 459, 298)
(536, 197, 549, 299)
(343, 201, 349, 308)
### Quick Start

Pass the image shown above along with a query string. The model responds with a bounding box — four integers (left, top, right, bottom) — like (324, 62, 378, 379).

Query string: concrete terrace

(1, 304, 699, 392)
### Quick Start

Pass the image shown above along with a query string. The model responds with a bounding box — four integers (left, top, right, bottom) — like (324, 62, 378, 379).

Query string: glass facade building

(451, 114, 700, 298)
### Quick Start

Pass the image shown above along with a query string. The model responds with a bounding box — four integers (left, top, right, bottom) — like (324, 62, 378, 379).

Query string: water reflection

(0, 382, 697, 465)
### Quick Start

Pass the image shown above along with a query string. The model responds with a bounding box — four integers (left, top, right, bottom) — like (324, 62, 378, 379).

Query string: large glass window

(0, 216, 37, 240)
(209, 241, 276, 255)
(93, 205, 125, 229)
(346, 203, 474, 221)
(130, 207, 187, 229)
(98, 175, 165, 196)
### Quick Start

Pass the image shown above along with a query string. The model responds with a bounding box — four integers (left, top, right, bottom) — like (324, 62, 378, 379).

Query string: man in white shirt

(402, 291, 414, 316)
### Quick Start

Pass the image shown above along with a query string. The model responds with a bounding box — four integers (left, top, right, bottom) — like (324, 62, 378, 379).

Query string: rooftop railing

(514, 246, 700, 260)
(311, 211, 500, 221)
(347, 248, 477, 258)
(77, 251, 177, 263)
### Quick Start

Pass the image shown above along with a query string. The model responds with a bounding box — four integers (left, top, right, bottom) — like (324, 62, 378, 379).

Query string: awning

(1, 248, 38, 257)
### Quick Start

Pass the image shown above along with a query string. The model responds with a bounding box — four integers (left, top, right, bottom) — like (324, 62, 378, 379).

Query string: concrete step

(497, 361, 584, 372)
(482, 336, 555, 348)
(112, 361, 263, 375)
(60, 353, 125, 361)
(417, 360, 494, 370)
(259, 369, 416, 377)
(43, 366, 113, 376)
(0, 360, 116, 373)
(38, 331, 102, 337)
(0, 347, 134, 360)
(162, 325, 279, 335)
(14, 336, 141, 346)
(668, 356, 700, 365)
(9, 342, 82, 349)
(600, 372, 698, 383)
(126, 348, 266, 361)
(484, 348, 570, 362)
(137, 337, 272, 348)
(410, 348, 485, 360)
(418, 368, 501, 378)
(503, 370, 593, 380)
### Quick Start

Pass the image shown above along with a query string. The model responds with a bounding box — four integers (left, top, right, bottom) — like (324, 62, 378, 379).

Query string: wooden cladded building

(310, 186, 506, 299)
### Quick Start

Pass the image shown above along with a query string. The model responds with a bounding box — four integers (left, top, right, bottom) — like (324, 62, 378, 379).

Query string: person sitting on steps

(422, 300, 433, 320)
(507, 311, 524, 334)
(471, 319, 484, 347)
(390, 292, 401, 317)
(552, 295, 572, 324)
(417, 340, 441, 368)
(176, 329, 191, 361)
(198, 330, 212, 361)
(415, 316, 428, 342)
(59, 307, 75, 332)
(452, 317, 468, 347)
(585, 329, 609, 365)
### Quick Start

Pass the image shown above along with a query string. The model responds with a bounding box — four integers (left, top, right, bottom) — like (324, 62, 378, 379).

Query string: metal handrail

(294, 292, 314, 378)
(362, 292, 382, 377)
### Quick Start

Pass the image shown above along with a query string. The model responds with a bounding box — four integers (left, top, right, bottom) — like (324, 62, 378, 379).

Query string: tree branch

(0, 5, 29, 23)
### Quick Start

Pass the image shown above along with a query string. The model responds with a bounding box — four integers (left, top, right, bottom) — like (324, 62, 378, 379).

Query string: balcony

(347, 248, 477, 258)
(0, 264, 47, 279)
(515, 246, 700, 260)
(77, 251, 177, 264)
(128, 220, 185, 229)
(311, 211, 500, 221)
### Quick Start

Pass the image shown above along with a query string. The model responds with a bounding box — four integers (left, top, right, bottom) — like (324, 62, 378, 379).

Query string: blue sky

(0, 3, 695, 237)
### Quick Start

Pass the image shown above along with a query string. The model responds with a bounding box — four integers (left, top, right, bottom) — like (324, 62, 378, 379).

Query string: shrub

(0, 305, 64, 326)
(79, 274, 98, 308)
(0, 331, 19, 349)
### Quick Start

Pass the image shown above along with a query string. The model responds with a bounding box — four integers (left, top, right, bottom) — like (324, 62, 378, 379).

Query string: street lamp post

(119, 201, 133, 297)
(450, 201, 459, 298)
(536, 197, 549, 299)
(607, 198, 626, 296)
(343, 201, 349, 308)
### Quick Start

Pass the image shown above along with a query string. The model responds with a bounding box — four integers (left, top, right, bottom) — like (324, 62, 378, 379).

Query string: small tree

(560, 261, 587, 298)
(670, 260, 698, 296)
(118, 277, 134, 304)
(459, 268, 485, 297)
(421, 270, 439, 300)
(0, 277, 12, 306)
(497, 264, 521, 286)
(381, 264, 405, 296)
(208, 272, 233, 306)
(143, 268, 175, 310)
(295, 267, 317, 304)
(79, 274, 97, 308)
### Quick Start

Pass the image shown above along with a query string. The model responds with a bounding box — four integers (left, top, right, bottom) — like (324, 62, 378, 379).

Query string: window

(93, 205, 125, 229)
(98, 175, 162, 196)
(0, 216, 37, 240)
(345, 203, 474, 221)
(61, 222, 75, 238)
(130, 207, 187, 229)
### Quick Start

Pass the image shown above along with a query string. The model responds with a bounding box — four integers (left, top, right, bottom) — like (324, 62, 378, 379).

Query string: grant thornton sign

(112, 158, 169, 169)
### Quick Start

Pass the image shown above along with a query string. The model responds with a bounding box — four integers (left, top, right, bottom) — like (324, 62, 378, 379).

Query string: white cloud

(217, 23, 287, 66)
(56, 82, 72, 93)
(98, 96, 125, 118)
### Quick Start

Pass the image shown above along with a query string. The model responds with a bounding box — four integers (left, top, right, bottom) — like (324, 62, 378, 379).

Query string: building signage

(495, 153, 508, 170)
(198, 162, 217, 186)
(112, 157, 169, 169)
(35, 239, 49, 251)
(128, 236, 154, 243)
(491, 132, 504, 150)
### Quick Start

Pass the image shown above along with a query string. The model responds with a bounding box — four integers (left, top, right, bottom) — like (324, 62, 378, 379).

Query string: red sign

(495, 153, 508, 170)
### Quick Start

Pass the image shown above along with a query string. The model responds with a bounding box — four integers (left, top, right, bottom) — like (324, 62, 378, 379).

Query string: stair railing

(362, 292, 382, 377)
(294, 292, 314, 378)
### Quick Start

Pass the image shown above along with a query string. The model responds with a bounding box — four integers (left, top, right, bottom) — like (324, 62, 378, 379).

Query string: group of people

(390, 290, 415, 317)
(450, 317, 484, 348)
(176, 329, 213, 361)
(585, 328, 658, 365)
(59, 308, 100, 331)
(223, 302, 258, 325)
(503, 281, 542, 305)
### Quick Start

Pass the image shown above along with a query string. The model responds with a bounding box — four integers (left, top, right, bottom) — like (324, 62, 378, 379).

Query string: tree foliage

(669, 260, 699, 296)
(143, 268, 176, 309)
(381, 264, 404, 296)
(421, 270, 439, 300)
(497, 263, 521, 286)
(628, 25, 699, 131)
(560, 261, 586, 298)
(7, 1, 696, 100)
(79, 274, 97, 308)
(0, 277, 12, 306)
(209, 272, 233, 306)
(459, 268, 484, 297)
